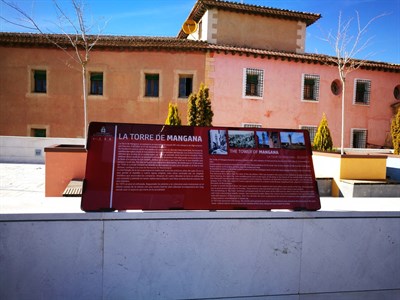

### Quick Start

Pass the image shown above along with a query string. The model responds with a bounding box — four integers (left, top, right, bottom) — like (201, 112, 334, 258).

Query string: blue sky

(1, 0, 399, 64)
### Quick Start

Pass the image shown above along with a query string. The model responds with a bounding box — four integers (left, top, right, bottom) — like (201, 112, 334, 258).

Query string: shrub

(187, 93, 197, 126)
(313, 113, 333, 151)
(165, 102, 181, 126)
(391, 108, 400, 154)
(187, 83, 214, 126)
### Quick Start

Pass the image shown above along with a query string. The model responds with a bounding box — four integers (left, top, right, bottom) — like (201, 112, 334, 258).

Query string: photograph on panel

(228, 130, 256, 148)
(280, 132, 306, 150)
(209, 129, 228, 155)
(256, 131, 281, 148)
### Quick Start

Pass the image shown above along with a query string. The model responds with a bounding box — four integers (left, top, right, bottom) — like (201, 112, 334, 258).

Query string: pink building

(1, 0, 399, 148)
(208, 51, 399, 148)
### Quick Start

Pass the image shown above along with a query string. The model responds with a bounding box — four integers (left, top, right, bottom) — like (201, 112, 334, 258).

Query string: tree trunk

(340, 79, 346, 155)
(82, 65, 87, 142)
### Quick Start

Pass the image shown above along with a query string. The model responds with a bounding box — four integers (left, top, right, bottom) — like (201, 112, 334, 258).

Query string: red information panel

(81, 122, 320, 211)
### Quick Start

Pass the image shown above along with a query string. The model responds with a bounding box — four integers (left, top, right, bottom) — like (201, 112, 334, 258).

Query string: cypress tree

(165, 102, 182, 126)
(313, 113, 333, 151)
(187, 93, 197, 126)
(391, 108, 400, 155)
(194, 83, 214, 126)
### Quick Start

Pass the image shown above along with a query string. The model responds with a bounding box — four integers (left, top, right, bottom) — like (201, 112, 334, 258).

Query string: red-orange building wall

(0, 46, 206, 137)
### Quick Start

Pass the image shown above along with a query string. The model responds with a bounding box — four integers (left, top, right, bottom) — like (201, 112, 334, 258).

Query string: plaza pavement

(0, 162, 399, 214)
(0, 163, 82, 213)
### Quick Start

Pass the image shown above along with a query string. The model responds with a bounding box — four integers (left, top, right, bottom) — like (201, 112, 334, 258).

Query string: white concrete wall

(312, 153, 341, 179)
(313, 151, 399, 182)
(1, 211, 399, 300)
(387, 156, 400, 181)
(0, 136, 85, 163)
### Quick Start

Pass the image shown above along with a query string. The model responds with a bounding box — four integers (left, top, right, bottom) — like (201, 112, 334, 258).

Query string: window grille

(242, 123, 262, 128)
(354, 79, 371, 105)
(300, 126, 317, 143)
(351, 129, 367, 148)
(244, 68, 264, 98)
(302, 74, 320, 101)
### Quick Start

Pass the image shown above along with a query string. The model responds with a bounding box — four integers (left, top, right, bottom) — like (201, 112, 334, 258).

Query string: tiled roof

(177, 0, 321, 39)
(1, 32, 399, 73)
(0, 32, 210, 51)
(208, 43, 400, 72)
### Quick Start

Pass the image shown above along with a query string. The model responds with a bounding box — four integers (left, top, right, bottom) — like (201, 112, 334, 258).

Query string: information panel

(81, 122, 321, 211)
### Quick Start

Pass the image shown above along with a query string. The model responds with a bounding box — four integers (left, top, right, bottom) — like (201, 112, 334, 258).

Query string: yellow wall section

(313, 152, 388, 196)
(340, 157, 387, 180)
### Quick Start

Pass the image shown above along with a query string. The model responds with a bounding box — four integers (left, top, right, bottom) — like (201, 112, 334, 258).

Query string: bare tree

(1, 0, 106, 140)
(322, 11, 385, 154)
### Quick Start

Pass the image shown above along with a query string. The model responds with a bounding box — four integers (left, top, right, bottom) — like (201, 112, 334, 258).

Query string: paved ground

(0, 163, 399, 214)
(0, 163, 82, 213)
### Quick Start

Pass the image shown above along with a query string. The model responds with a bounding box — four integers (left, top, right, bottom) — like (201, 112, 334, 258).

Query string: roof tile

(0, 32, 398, 73)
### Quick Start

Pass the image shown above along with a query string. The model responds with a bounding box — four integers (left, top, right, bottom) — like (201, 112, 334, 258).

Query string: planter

(316, 178, 333, 197)
(312, 151, 388, 197)
(44, 144, 87, 197)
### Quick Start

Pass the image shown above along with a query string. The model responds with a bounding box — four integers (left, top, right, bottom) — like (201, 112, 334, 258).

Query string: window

(300, 126, 317, 143)
(331, 80, 341, 96)
(30, 128, 46, 137)
(145, 73, 159, 97)
(351, 129, 367, 148)
(394, 85, 400, 100)
(178, 75, 193, 98)
(90, 72, 103, 95)
(242, 123, 262, 128)
(198, 20, 203, 40)
(33, 70, 46, 93)
(302, 74, 320, 101)
(243, 68, 264, 98)
(354, 79, 371, 105)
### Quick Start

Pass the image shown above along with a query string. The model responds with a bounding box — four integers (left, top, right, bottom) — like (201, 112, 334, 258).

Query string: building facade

(208, 51, 399, 148)
(1, 0, 399, 148)
(0, 37, 207, 138)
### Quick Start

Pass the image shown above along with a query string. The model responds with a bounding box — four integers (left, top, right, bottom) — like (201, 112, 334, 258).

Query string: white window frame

(351, 128, 368, 148)
(243, 68, 264, 99)
(301, 74, 320, 102)
(353, 79, 371, 105)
